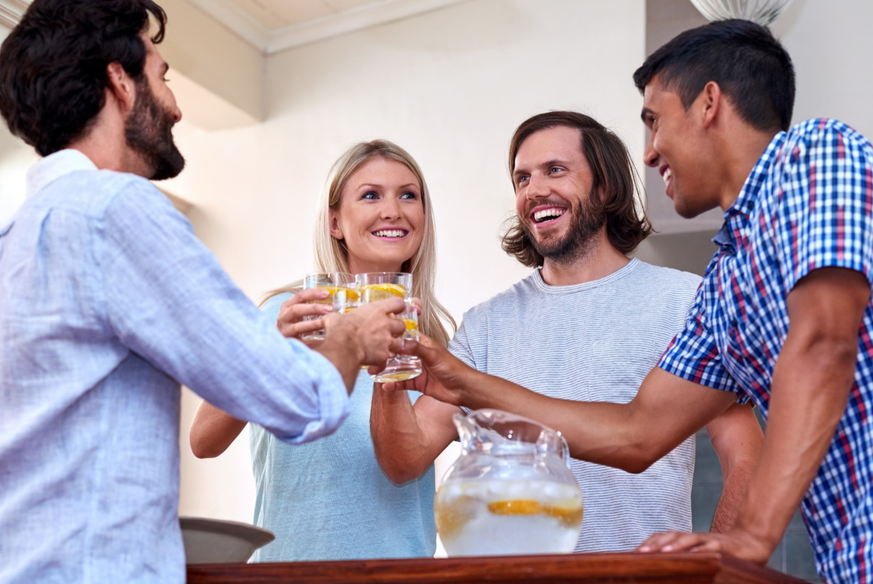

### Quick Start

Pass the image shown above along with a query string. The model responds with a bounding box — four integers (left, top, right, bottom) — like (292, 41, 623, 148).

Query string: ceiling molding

(1, 0, 473, 54)
(185, 0, 270, 51)
(0, 0, 29, 29)
(267, 0, 471, 54)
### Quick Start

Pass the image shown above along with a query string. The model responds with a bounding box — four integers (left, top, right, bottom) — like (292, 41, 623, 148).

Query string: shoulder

(459, 272, 538, 324)
(47, 168, 172, 219)
(780, 118, 873, 163)
(629, 260, 702, 295)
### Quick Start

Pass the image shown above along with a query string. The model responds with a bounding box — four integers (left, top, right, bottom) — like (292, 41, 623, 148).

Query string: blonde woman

(189, 140, 455, 561)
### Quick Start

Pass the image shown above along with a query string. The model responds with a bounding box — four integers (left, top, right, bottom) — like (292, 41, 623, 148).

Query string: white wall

(634, 0, 873, 277)
(773, 0, 873, 140)
(0, 24, 39, 224)
(171, 0, 647, 524)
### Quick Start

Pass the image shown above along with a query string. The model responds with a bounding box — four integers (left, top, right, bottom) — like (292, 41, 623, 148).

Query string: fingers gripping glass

(355, 272, 422, 383)
(301, 272, 357, 341)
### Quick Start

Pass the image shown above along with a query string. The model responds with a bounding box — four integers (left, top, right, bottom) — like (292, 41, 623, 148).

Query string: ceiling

(188, 0, 469, 54)
(228, 0, 381, 30)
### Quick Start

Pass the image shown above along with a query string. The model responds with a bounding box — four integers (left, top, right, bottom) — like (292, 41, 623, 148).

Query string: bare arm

(394, 335, 737, 473)
(190, 402, 247, 459)
(370, 385, 460, 484)
(638, 267, 870, 563)
(706, 403, 764, 532)
(187, 294, 407, 458)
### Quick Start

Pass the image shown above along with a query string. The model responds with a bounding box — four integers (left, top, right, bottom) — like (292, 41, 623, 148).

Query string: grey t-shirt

(448, 258, 702, 552)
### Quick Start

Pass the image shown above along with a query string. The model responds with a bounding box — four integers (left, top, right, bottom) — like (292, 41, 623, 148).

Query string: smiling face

(641, 75, 719, 218)
(512, 126, 604, 263)
(329, 156, 425, 274)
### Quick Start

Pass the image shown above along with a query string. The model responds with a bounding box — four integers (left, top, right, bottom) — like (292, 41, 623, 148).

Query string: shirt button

(731, 318, 738, 328)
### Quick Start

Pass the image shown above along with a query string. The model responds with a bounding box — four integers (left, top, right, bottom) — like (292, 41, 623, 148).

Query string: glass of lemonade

(301, 272, 357, 341)
(356, 272, 421, 382)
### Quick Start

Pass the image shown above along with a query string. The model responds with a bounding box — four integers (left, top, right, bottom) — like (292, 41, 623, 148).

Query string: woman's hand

(275, 289, 333, 339)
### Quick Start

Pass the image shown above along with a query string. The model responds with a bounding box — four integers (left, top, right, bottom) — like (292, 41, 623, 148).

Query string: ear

(105, 62, 137, 113)
(328, 208, 344, 240)
(700, 81, 722, 129)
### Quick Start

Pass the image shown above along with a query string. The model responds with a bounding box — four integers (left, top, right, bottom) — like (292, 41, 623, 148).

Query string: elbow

(375, 451, 429, 485)
(622, 448, 659, 474)
(383, 466, 421, 486)
(189, 433, 220, 459)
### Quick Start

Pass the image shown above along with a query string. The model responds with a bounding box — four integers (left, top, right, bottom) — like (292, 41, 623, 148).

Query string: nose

(381, 195, 401, 220)
(526, 172, 550, 199)
(172, 104, 182, 124)
(643, 131, 658, 168)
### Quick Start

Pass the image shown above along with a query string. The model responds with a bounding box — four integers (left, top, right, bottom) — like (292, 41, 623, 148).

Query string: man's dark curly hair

(0, 0, 167, 156)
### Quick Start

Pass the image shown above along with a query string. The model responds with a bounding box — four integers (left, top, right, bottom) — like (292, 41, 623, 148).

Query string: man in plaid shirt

(390, 19, 873, 583)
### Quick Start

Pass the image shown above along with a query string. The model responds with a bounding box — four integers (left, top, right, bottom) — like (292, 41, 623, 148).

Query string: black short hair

(0, 0, 167, 156)
(633, 19, 794, 132)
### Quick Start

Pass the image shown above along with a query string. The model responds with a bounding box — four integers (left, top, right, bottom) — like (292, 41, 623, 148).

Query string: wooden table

(187, 553, 810, 583)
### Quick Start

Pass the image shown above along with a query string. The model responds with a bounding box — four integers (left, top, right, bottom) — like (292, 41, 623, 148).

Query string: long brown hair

(262, 140, 456, 347)
(502, 111, 652, 268)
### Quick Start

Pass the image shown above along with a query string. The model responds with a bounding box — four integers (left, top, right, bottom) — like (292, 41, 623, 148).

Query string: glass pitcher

(434, 409, 583, 557)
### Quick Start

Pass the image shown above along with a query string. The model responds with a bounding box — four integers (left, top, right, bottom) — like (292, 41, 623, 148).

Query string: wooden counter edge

(187, 552, 809, 584)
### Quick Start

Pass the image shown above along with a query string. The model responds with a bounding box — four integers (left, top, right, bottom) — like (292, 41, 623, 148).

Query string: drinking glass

(301, 272, 357, 341)
(356, 272, 422, 382)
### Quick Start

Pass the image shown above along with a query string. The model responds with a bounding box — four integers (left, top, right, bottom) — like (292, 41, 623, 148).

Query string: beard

(125, 78, 185, 181)
(523, 194, 604, 264)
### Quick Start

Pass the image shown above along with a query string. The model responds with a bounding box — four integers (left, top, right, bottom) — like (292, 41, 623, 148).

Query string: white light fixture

(689, 0, 794, 25)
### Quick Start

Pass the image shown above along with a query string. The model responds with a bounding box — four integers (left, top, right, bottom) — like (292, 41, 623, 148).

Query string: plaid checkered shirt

(659, 118, 873, 584)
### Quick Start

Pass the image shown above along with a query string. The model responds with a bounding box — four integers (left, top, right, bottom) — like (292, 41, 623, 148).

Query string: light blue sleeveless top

(250, 292, 436, 561)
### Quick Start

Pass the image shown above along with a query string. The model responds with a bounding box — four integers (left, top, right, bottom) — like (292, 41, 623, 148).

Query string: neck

(66, 100, 149, 177)
(716, 127, 780, 211)
(539, 230, 630, 286)
(347, 258, 404, 275)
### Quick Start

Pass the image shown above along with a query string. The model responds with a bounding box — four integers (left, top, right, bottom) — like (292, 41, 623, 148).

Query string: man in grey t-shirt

(371, 111, 764, 552)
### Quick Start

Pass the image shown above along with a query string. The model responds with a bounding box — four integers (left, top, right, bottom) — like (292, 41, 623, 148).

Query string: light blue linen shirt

(0, 150, 350, 584)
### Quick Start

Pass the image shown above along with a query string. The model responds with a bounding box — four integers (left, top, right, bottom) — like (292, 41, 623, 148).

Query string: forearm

(314, 342, 359, 395)
(371, 388, 435, 483)
(708, 404, 764, 532)
(455, 368, 726, 473)
(732, 338, 856, 552)
(189, 400, 247, 458)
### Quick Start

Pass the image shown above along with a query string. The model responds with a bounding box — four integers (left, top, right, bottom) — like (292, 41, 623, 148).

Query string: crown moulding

(1, 0, 471, 54)
(0, 0, 28, 29)
(188, 0, 471, 55)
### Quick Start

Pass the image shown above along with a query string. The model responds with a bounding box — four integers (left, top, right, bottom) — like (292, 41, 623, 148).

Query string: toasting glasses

(301, 272, 357, 341)
(339, 272, 422, 383)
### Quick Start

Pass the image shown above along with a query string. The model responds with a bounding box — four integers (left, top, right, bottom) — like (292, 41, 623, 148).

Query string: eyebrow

(358, 183, 419, 189)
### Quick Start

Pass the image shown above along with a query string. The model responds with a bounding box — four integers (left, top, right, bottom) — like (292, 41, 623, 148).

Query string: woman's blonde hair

(262, 140, 456, 347)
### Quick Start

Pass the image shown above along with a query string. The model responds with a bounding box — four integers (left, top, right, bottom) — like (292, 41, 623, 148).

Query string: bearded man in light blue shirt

(0, 2, 408, 583)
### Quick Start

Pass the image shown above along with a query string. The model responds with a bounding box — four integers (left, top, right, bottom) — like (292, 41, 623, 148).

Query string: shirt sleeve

(100, 180, 349, 444)
(658, 284, 749, 403)
(776, 121, 873, 292)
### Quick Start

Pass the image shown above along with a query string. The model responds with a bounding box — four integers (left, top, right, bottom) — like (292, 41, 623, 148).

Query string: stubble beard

(124, 78, 186, 181)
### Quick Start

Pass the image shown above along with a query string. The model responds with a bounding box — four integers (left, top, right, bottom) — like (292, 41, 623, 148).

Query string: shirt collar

(723, 131, 787, 221)
(26, 149, 98, 197)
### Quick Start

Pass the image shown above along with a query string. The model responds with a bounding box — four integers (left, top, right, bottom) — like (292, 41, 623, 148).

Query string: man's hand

(316, 297, 407, 392)
(379, 334, 474, 406)
(636, 528, 772, 565)
(276, 289, 334, 339)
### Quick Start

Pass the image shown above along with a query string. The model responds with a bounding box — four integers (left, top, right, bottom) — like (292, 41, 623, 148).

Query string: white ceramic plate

(180, 516, 275, 564)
